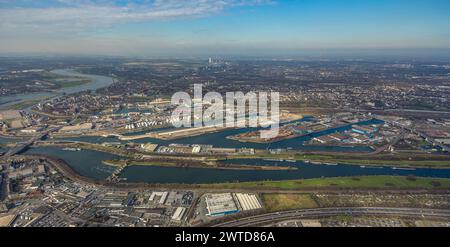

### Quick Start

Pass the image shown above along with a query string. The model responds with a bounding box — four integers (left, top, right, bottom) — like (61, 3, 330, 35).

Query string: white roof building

(235, 193, 262, 211)
(171, 207, 186, 221)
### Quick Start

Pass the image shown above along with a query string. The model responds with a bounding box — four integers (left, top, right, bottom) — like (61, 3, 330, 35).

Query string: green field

(201, 176, 450, 190)
(262, 194, 318, 212)
(52, 79, 91, 88)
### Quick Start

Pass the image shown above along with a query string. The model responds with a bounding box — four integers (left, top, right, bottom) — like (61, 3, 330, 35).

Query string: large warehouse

(205, 193, 239, 216)
(171, 207, 186, 222)
(235, 193, 262, 211)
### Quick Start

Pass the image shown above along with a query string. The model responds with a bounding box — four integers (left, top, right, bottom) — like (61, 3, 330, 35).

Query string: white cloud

(0, 0, 273, 33)
(0, 0, 274, 54)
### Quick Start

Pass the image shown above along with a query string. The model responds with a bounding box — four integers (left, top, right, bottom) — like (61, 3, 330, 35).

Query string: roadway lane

(212, 207, 450, 227)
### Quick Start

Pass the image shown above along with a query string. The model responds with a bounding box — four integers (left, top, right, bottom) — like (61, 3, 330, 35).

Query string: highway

(212, 207, 450, 227)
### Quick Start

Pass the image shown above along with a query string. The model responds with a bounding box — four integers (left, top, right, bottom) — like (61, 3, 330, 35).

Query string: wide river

(0, 69, 114, 108)
(21, 147, 450, 183)
(2, 70, 449, 183)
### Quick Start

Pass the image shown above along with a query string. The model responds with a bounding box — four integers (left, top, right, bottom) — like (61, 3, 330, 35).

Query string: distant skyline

(1, 0, 450, 57)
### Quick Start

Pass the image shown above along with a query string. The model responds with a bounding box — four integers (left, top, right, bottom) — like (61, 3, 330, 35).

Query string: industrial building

(192, 145, 201, 154)
(20, 126, 44, 134)
(205, 193, 239, 216)
(235, 193, 262, 211)
(171, 207, 186, 222)
(141, 143, 158, 152)
(8, 167, 34, 179)
(351, 125, 378, 137)
(149, 192, 168, 204)
(313, 135, 335, 144)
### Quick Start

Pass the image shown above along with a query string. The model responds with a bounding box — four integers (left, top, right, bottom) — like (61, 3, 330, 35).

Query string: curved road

(212, 207, 450, 227)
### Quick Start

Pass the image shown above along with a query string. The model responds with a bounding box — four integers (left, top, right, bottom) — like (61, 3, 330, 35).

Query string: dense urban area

(0, 57, 449, 227)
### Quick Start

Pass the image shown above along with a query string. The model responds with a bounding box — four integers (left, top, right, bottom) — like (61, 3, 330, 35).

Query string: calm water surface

(21, 147, 450, 184)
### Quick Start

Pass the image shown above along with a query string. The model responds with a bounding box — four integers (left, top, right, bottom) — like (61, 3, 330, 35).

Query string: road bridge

(4, 126, 62, 156)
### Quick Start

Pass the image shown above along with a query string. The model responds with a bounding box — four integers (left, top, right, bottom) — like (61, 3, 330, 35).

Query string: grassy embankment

(77, 143, 132, 157)
(52, 79, 91, 88)
(102, 159, 297, 171)
(37, 142, 135, 158)
(227, 152, 450, 169)
(102, 159, 176, 168)
(293, 154, 450, 168)
(201, 176, 450, 190)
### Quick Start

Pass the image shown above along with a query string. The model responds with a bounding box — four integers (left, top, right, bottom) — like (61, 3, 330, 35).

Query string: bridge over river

(4, 126, 63, 156)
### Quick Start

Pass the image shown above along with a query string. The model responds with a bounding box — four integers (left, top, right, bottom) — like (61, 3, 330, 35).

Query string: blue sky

(0, 0, 449, 56)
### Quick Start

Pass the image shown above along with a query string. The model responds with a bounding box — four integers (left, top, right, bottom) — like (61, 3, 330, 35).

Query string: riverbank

(34, 141, 135, 158)
(102, 159, 298, 171)
(225, 151, 450, 169)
